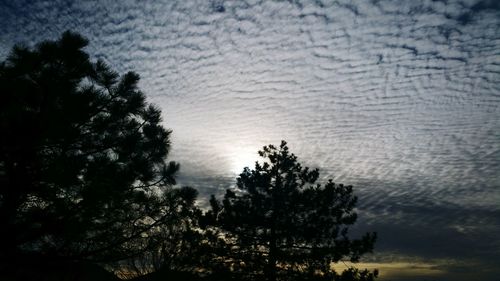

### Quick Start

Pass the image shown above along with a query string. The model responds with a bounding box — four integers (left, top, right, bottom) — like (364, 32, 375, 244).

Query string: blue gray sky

(1, 0, 499, 280)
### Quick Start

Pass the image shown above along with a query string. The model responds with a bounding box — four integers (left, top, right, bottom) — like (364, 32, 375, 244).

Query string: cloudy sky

(1, 0, 499, 280)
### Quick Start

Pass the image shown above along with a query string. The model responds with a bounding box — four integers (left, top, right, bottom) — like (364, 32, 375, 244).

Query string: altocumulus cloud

(1, 0, 499, 280)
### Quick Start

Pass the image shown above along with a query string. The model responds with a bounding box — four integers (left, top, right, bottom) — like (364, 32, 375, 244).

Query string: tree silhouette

(119, 190, 205, 278)
(204, 141, 378, 281)
(0, 31, 195, 265)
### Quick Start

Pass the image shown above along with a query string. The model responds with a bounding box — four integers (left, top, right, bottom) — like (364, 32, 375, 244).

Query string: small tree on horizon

(204, 141, 378, 281)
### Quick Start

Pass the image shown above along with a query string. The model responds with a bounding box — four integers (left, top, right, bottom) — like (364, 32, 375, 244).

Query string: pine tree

(0, 31, 196, 264)
(205, 141, 378, 281)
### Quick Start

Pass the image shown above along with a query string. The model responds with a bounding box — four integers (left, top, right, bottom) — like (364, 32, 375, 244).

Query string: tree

(0, 31, 196, 265)
(204, 141, 378, 281)
(117, 187, 208, 279)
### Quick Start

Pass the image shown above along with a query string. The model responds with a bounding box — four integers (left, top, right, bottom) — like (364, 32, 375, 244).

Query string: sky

(1, 0, 499, 280)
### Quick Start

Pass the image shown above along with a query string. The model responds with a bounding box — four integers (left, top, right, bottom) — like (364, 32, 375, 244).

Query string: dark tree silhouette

(119, 193, 205, 279)
(204, 141, 378, 281)
(0, 31, 196, 266)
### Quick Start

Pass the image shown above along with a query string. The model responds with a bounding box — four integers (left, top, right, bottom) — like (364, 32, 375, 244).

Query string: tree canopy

(204, 141, 377, 281)
(0, 31, 196, 264)
(0, 31, 378, 281)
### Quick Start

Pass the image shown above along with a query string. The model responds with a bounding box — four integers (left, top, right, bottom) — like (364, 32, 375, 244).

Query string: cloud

(1, 0, 499, 277)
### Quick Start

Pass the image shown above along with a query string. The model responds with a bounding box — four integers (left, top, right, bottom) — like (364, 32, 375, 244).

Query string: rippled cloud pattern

(1, 0, 499, 279)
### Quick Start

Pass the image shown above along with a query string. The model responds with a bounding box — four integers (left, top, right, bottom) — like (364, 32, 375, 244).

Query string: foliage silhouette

(119, 195, 210, 279)
(203, 141, 378, 281)
(0, 31, 379, 281)
(0, 31, 196, 267)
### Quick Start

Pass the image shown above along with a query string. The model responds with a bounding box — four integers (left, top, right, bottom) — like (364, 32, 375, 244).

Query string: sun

(229, 148, 260, 175)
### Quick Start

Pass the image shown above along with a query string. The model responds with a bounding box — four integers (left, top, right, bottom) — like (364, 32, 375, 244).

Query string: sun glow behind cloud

(227, 146, 260, 175)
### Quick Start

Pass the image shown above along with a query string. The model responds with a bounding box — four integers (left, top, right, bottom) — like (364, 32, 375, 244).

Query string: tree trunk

(266, 158, 280, 281)
(267, 228, 277, 281)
